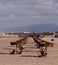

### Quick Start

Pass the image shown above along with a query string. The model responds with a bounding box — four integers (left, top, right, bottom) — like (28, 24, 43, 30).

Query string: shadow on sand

(20, 55, 38, 57)
(0, 52, 10, 55)
(25, 47, 35, 48)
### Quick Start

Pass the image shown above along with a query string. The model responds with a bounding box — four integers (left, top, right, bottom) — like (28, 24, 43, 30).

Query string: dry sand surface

(0, 35, 58, 65)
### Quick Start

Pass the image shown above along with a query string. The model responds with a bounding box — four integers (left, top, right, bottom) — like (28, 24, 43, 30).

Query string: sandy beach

(0, 35, 58, 65)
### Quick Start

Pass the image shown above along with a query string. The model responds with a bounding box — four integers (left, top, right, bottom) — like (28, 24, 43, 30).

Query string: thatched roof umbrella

(32, 35, 54, 51)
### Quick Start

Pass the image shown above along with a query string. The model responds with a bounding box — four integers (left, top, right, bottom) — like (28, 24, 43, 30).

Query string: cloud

(54, 0, 58, 3)
(0, 0, 58, 27)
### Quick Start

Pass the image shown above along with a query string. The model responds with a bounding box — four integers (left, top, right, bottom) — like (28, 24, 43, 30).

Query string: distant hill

(5, 23, 58, 32)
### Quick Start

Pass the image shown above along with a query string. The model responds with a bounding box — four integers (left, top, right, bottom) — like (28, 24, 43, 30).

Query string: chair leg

(10, 49, 15, 54)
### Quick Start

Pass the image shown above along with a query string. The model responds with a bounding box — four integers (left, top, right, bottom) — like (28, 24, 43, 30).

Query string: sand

(0, 35, 58, 65)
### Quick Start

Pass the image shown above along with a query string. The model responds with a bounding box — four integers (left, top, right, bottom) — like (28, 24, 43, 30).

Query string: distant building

(52, 33, 58, 38)
(2, 33, 5, 36)
(24, 32, 30, 34)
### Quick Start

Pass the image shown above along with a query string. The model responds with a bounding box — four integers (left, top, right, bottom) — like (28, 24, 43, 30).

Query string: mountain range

(5, 23, 58, 33)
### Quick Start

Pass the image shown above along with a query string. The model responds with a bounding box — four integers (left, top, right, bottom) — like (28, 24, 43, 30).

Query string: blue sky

(0, 0, 58, 32)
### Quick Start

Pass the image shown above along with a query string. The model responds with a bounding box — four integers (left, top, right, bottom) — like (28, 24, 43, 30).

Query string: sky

(0, 0, 58, 32)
